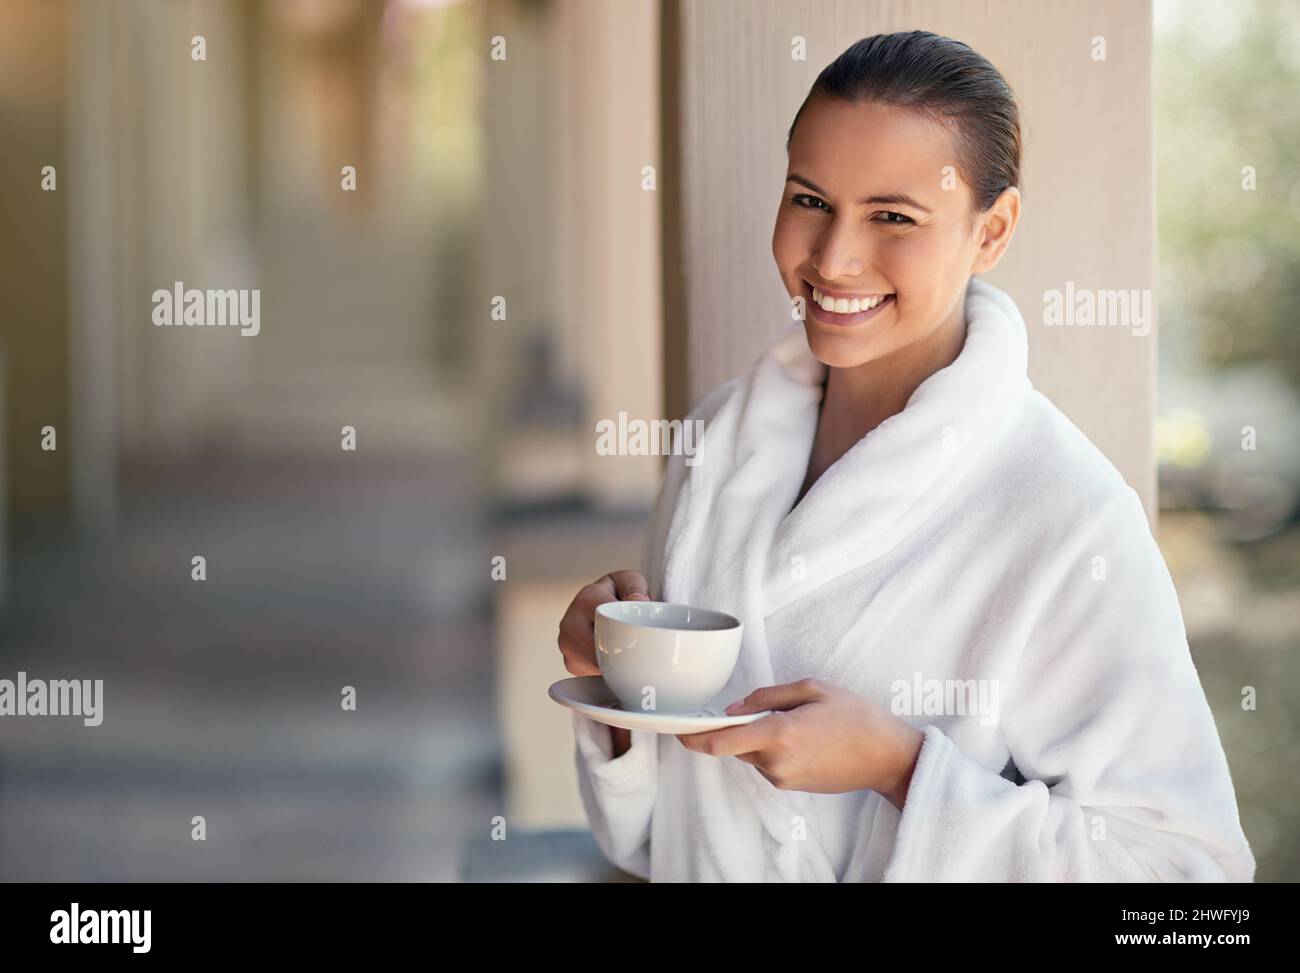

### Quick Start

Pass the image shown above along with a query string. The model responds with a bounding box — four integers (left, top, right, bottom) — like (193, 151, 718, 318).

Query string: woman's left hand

(676, 678, 925, 810)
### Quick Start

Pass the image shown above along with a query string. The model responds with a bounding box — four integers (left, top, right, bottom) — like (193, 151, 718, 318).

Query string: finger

(676, 715, 782, 757)
(558, 585, 606, 672)
(562, 655, 600, 677)
(610, 569, 650, 601)
(559, 570, 648, 677)
(564, 577, 628, 656)
(680, 743, 767, 772)
(724, 679, 823, 715)
(556, 625, 599, 676)
(580, 576, 618, 606)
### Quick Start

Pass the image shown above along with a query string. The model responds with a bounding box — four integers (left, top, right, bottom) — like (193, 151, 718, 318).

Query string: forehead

(788, 97, 958, 197)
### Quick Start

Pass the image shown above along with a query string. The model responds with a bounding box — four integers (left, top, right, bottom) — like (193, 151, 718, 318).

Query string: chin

(802, 326, 879, 369)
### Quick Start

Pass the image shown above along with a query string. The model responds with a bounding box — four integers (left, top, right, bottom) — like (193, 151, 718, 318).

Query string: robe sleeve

(883, 486, 1256, 882)
(571, 713, 657, 880)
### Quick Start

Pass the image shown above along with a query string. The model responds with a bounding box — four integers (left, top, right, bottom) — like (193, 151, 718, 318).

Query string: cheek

(879, 234, 956, 305)
(872, 243, 918, 306)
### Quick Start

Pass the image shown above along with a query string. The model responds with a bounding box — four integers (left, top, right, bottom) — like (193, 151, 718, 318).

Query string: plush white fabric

(571, 276, 1255, 882)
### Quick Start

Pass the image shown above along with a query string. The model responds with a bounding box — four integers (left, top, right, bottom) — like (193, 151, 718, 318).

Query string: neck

(818, 288, 970, 454)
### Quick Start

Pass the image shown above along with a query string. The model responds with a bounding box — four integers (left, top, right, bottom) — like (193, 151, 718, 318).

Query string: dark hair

(786, 31, 1022, 214)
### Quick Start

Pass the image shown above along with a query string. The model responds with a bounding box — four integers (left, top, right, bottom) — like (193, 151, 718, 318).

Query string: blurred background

(0, 0, 660, 882)
(1153, 0, 1300, 882)
(0, 0, 1294, 881)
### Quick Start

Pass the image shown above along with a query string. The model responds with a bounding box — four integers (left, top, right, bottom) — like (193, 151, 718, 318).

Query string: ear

(969, 186, 1021, 275)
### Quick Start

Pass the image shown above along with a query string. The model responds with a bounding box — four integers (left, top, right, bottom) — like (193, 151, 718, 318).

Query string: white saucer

(548, 676, 771, 735)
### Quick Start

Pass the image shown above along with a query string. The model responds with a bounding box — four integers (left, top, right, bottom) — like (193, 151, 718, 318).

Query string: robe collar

(681, 276, 1032, 620)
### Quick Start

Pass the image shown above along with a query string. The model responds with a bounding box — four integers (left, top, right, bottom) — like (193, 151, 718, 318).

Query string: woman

(556, 30, 1255, 882)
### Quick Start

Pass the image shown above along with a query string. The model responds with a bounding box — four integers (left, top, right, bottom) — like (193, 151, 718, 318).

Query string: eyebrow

(786, 173, 933, 214)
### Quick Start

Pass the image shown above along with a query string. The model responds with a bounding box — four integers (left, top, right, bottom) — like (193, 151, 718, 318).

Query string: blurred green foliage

(1155, 0, 1300, 383)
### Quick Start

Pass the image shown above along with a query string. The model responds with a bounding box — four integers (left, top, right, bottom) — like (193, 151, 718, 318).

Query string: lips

(802, 280, 895, 326)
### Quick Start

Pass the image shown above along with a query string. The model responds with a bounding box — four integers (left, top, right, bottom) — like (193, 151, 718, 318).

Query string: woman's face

(772, 96, 1019, 369)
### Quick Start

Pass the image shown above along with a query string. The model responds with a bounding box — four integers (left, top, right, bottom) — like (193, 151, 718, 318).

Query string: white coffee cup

(594, 600, 743, 715)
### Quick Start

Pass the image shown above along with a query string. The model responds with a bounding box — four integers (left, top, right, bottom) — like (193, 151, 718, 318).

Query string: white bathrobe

(571, 276, 1256, 882)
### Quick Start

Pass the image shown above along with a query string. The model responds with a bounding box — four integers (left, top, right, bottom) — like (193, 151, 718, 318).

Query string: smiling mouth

(802, 280, 895, 325)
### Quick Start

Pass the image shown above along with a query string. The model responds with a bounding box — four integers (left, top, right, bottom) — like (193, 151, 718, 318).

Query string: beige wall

(669, 0, 1158, 519)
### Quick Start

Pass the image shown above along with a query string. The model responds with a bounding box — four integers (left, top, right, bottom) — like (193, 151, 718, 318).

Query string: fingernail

(724, 700, 743, 713)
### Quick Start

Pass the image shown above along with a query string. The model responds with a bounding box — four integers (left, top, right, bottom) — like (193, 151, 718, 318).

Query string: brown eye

(876, 211, 915, 226)
(791, 193, 829, 211)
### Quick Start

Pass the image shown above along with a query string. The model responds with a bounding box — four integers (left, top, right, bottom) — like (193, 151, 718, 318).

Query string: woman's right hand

(557, 570, 650, 676)
(559, 571, 648, 760)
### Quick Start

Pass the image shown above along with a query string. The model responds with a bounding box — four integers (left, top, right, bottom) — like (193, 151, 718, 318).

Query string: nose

(811, 215, 866, 282)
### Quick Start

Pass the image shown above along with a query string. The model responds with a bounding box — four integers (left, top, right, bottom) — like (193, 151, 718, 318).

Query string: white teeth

(812, 286, 888, 313)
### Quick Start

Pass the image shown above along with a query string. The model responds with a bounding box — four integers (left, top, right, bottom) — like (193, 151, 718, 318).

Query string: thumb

(725, 680, 821, 714)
